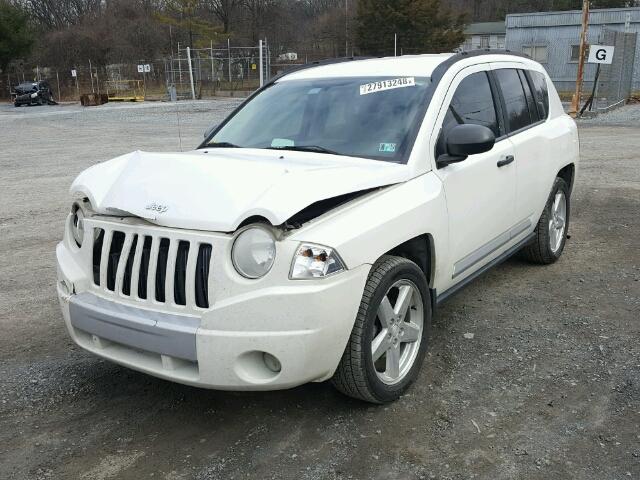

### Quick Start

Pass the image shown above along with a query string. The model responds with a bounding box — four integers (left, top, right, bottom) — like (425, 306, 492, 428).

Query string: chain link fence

(592, 29, 638, 112)
(580, 29, 638, 114)
(1, 41, 313, 103)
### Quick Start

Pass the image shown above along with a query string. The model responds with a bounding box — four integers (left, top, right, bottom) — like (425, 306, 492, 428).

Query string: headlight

(231, 226, 276, 279)
(71, 203, 85, 247)
(290, 244, 346, 279)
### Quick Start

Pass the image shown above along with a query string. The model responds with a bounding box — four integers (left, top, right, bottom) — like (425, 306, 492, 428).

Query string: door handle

(497, 155, 515, 168)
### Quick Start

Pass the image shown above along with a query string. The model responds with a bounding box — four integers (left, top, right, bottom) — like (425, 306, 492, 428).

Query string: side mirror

(437, 124, 495, 168)
(204, 123, 219, 139)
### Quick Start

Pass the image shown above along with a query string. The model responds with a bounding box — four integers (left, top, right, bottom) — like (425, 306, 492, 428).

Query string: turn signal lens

(290, 244, 345, 279)
(71, 202, 85, 247)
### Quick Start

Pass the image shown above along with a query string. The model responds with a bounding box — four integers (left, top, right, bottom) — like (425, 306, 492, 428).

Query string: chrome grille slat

(185, 242, 198, 307)
(89, 221, 212, 311)
(129, 236, 144, 299)
(99, 230, 112, 288)
(146, 236, 160, 303)
(164, 240, 178, 305)
(114, 233, 134, 294)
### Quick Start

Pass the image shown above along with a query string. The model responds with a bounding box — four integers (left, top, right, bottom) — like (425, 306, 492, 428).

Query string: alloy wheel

(548, 191, 567, 254)
(371, 279, 424, 385)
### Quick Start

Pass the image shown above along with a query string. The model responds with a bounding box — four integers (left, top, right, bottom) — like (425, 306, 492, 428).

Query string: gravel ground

(579, 101, 640, 126)
(0, 100, 638, 480)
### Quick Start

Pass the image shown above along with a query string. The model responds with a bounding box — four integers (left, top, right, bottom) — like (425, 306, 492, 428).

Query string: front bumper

(56, 219, 370, 390)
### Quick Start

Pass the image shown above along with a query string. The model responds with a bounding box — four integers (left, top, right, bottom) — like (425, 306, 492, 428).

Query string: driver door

(432, 65, 517, 292)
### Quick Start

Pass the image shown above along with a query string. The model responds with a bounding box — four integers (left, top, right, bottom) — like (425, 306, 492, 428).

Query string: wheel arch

(383, 233, 435, 288)
(557, 163, 575, 195)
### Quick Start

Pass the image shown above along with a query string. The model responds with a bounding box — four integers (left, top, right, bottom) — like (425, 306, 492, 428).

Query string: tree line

(1, 0, 637, 73)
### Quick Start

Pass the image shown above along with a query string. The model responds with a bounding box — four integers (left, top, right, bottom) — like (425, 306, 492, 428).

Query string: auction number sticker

(360, 77, 415, 95)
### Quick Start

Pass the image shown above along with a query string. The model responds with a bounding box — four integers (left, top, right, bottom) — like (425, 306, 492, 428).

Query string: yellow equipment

(105, 80, 145, 101)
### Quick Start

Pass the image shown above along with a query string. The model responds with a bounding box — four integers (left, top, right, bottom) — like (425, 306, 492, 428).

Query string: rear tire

(521, 177, 570, 264)
(331, 255, 431, 404)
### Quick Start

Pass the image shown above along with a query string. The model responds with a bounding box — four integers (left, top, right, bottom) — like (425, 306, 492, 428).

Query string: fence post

(228, 38, 232, 84)
(89, 59, 95, 93)
(211, 39, 215, 93)
(259, 40, 264, 88)
(187, 46, 196, 100)
(56, 71, 61, 102)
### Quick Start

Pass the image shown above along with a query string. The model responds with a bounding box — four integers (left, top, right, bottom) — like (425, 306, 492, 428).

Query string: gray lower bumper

(68, 293, 199, 361)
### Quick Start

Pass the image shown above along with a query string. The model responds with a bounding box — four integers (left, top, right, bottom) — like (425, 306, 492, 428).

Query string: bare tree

(18, 0, 102, 29)
(204, 0, 241, 33)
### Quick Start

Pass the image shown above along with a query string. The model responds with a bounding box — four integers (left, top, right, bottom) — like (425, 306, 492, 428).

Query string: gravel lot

(0, 100, 638, 480)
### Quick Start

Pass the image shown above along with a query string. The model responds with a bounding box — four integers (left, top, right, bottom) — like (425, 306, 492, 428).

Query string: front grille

(92, 227, 212, 309)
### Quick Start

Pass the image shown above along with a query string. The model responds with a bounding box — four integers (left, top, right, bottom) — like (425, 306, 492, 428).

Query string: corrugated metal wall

(505, 8, 640, 93)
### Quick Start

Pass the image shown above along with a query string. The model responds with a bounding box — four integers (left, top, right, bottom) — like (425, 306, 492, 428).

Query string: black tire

(331, 255, 431, 403)
(521, 177, 570, 264)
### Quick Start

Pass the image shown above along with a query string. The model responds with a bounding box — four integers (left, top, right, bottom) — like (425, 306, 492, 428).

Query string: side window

(494, 68, 532, 133)
(436, 71, 500, 158)
(528, 71, 550, 120)
(518, 69, 539, 123)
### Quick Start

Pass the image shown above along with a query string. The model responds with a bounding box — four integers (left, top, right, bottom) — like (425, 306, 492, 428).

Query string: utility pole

(570, 0, 590, 117)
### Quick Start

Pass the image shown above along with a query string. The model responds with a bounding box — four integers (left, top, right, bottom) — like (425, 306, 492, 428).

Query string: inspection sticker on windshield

(379, 143, 397, 153)
(360, 77, 415, 95)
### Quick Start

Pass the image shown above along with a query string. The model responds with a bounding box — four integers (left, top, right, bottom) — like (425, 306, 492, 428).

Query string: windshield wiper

(207, 142, 241, 148)
(269, 145, 341, 155)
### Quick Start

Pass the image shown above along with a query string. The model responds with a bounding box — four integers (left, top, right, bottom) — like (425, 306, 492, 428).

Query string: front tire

(521, 177, 570, 264)
(331, 255, 431, 403)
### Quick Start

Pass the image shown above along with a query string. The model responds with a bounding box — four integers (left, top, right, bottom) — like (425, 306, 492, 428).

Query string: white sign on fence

(144, 64, 151, 73)
(71, 69, 77, 77)
(588, 45, 615, 64)
(137, 65, 144, 73)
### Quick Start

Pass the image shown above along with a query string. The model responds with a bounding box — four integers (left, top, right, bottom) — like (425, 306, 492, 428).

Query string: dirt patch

(0, 101, 638, 480)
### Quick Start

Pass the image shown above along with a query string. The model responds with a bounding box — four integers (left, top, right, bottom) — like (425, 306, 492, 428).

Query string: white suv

(56, 52, 578, 403)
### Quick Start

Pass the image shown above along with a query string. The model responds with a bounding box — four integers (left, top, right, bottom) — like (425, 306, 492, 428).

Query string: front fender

(287, 173, 449, 289)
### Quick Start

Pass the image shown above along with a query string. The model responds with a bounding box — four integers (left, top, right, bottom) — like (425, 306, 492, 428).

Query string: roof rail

(452, 49, 531, 60)
(428, 49, 533, 86)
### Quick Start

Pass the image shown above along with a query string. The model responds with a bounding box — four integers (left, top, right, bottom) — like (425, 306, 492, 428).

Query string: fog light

(263, 352, 281, 373)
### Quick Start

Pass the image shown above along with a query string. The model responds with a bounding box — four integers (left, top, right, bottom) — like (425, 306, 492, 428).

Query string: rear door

(491, 64, 553, 233)
(432, 65, 518, 291)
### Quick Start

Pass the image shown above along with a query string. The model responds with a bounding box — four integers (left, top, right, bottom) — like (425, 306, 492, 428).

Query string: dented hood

(70, 149, 410, 231)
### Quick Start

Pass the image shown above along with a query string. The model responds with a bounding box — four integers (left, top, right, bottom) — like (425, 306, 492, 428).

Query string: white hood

(70, 149, 410, 232)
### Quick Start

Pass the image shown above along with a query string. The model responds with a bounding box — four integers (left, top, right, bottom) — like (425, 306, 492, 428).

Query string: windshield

(206, 76, 431, 163)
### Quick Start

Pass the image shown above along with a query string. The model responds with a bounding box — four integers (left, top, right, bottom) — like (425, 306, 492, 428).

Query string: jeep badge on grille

(145, 202, 169, 214)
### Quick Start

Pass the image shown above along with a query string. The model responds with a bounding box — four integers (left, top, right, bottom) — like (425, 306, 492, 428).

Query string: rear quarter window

(528, 71, 550, 120)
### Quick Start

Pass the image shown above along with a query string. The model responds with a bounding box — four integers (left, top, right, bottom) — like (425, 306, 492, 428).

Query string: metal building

(505, 7, 640, 95)
(460, 22, 506, 51)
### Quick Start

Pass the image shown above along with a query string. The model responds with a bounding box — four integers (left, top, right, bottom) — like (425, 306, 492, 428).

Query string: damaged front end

(13, 81, 56, 107)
